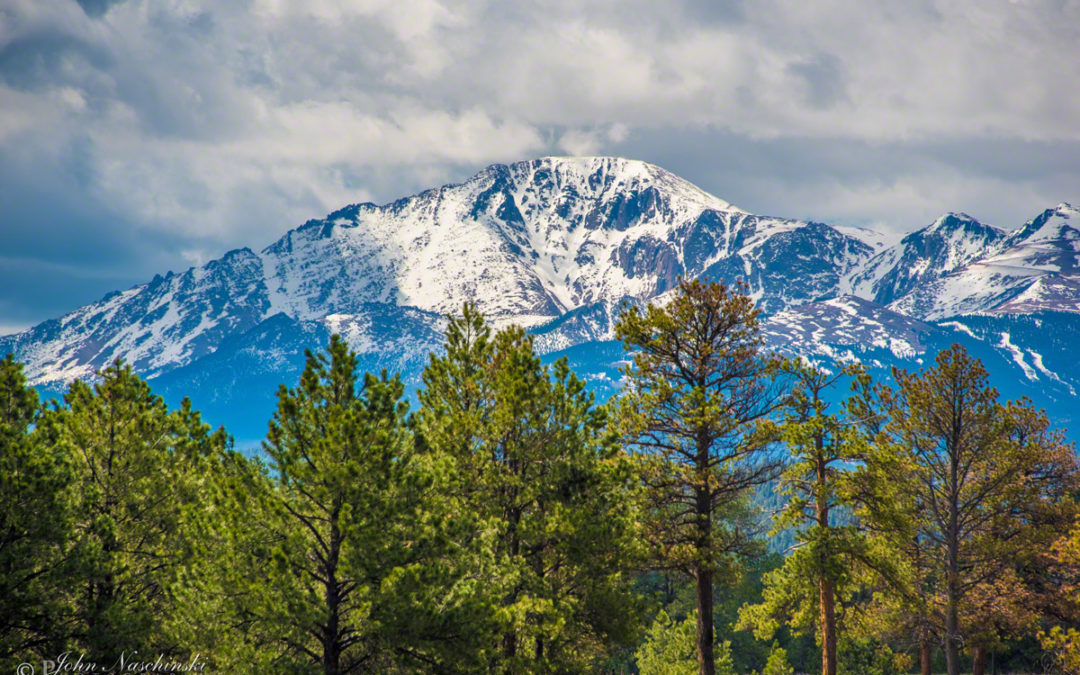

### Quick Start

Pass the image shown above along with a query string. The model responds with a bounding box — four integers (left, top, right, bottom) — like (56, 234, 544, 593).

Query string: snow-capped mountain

(886, 203, 1080, 320)
(763, 296, 938, 361)
(1, 157, 875, 385)
(844, 212, 1007, 305)
(2, 158, 1078, 442)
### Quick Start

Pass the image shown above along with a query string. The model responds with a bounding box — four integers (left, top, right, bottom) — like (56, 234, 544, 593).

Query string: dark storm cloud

(1, 0, 1079, 332)
(0, 135, 230, 328)
(0, 27, 114, 90)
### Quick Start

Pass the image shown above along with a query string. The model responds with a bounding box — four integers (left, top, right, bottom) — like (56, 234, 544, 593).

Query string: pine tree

(416, 305, 644, 673)
(0, 355, 74, 667)
(262, 334, 488, 673)
(738, 363, 870, 675)
(615, 279, 786, 675)
(843, 370, 939, 675)
(635, 610, 736, 675)
(157, 415, 285, 672)
(42, 360, 229, 663)
(761, 643, 795, 675)
(858, 345, 1078, 675)
(1040, 519, 1080, 674)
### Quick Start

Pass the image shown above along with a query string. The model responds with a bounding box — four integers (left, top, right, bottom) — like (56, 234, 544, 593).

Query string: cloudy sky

(2, 0, 1079, 333)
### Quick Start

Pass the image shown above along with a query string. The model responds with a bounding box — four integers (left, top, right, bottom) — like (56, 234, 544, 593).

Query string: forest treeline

(2, 279, 1080, 675)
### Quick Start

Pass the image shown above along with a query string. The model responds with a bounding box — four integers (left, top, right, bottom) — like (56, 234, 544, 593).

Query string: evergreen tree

(857, 345, 1078, 675)
(42, 360, 229, 663)
(834, 636, 907, 675)
(635, 610, 736, 675)
(738, 363, 871, 675)
(1040, 518, 1080, 674)
(844, 371, 939, 675)
(0, 355, 74, 667)
(615, 279, 786, 675)
(159, 424, 285, 671)
(262, 335, 487, 673)
(760, 643, 795, 675)
(416, 305, 644, 673)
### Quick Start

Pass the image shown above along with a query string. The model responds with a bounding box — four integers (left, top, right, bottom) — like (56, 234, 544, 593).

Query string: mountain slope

(2, 156, 875, 386)
(886, 203, 1080, 320)
(845, 212, 1006, 305)
(1, 248, 270, 382)
(3, 158, 1078, 444)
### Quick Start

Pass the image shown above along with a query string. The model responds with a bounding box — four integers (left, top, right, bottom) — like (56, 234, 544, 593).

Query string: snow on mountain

(844, 212, 1007, 305)
(4, 156, 1080, 442)
(886, 203, 1080, 320)
(0, 248, 270, 383)
(762, 295, 939, 362)
(933, 311, 1080, 429)
(989, 275, 1080, 314)
(259, 157, 870, 321)
(1000, 202, 1080, 261)
(830, 224, 901, 252)
(2, 156, 875, 386)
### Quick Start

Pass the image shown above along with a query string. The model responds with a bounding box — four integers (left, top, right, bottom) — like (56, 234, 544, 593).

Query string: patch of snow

(998, 332, 1038, 381)
(938, 321, 979, 339)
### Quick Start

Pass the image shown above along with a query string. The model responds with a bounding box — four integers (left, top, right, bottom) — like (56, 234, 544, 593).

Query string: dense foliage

(2, 281, 1078, 675)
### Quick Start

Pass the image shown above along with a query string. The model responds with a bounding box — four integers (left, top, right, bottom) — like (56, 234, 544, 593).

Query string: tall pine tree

(615, 279, 786, 675)
(738, 363, 872, 675)
(262, 335, 489, 673)
(0, 355, 75, 667)
(42, 360, 228, 663)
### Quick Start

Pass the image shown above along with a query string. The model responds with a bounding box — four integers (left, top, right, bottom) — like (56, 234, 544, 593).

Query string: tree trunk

(945, 566, 960, 674)
(503, 504, 522, 671)
(324, 506, 342, 675)
(815, 436, 836, 675)
(324, 587, 340, 675)
(694, 432, 715, 675)
(919, 636, 932, 675)
(820, 578, 837, 675)
(946, 435, 961, 675)
(972, 645, 986, 675)
(696, 565, 715, 675)
(502, 632, 517, 671)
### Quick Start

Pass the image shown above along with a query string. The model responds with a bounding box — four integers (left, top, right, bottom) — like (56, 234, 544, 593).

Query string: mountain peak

(935, 210, 977, 223)
(510, 155, 659, 174)
(846, 211, 1006, 306)
(482, 156, 747, 215)
(4, 157, 879, 385)
(1005, 203, 1080, 247)
(923, 211, 995, 236)
(503, 155, 674, 181)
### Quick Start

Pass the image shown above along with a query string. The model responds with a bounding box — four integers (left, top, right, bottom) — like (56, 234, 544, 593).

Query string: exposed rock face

(885, 203, 1080, 320)
(847, 212, 1007, 306)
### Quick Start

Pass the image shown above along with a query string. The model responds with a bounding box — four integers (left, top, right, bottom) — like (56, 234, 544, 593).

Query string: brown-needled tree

(859, 344, 1078, 675)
